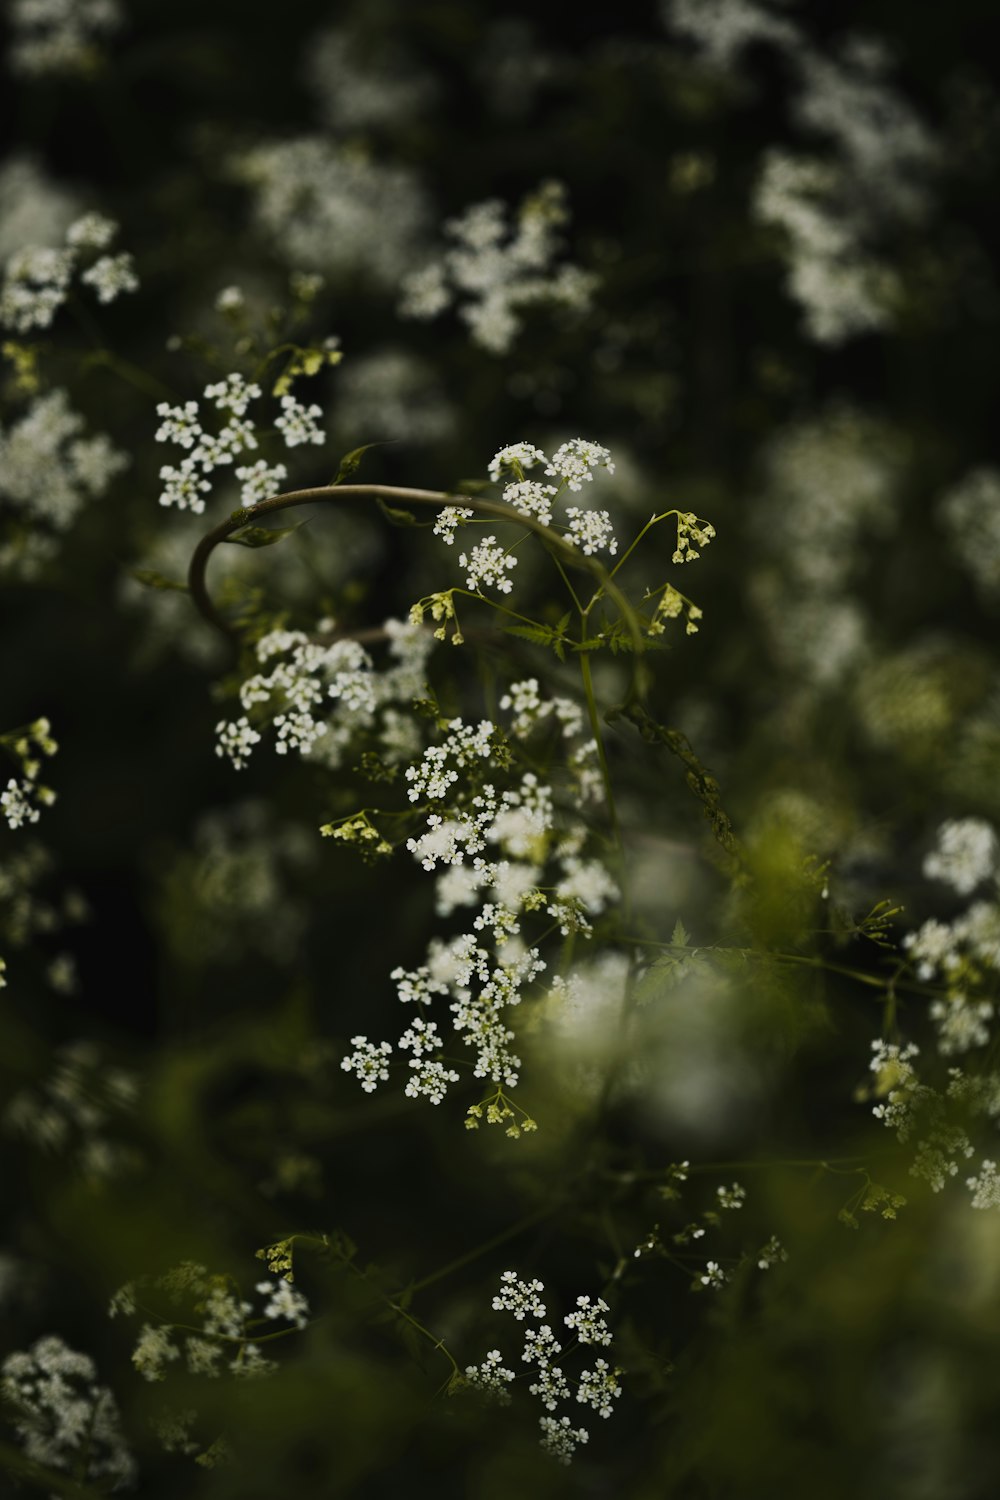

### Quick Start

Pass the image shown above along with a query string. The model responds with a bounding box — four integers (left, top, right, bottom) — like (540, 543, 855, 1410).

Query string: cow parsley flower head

(433, 505, 474, 544)
(492, 1270, 547, 1321)
(465, 1349, 516, 1404)
(80, 252, 138, 304)
(204, 372, 262, 416)
(545, 439, 615, 490)
(458, 535, 517, 593)
(340, 1035, 393, 1092)
(563, 1295, 612, 1346)
(564, 506, 617, 556)
(923, 818, 998, 896)
(505, 479, 557, 525)
(1, 1335, 135, 1489)
(489, 442, 549, 482)
(275, 393, 325, 447)
(539, 1414, 589, 1465)
(236, 458, 288, 507)
(576, 1358, 623, 1419)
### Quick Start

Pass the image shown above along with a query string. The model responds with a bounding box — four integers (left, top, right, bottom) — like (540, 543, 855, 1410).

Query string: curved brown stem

(187, 483, 649, 694)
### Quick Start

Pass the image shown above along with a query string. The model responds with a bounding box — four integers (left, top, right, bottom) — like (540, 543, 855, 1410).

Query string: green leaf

(671, 917, 689, 948)
(333, 442, 387, 485)
(132, 568, 189, 592)
(503, 622, 572, 661)
(375, 496, 431, 528)
(224, 522, 307, 549)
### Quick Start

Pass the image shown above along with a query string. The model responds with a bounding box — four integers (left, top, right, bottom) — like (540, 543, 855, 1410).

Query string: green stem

(405, 1202, 561, 1296)
(188, 483, 649, 699)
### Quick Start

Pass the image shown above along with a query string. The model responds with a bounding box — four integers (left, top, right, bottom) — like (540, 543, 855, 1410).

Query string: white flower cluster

(867, 1040, 976, 1194)
(923, 818, 999, 897)
(1, 1335, 135, 1489)
(967, 1159, 1000, 1211)
(8, 0, 122, 76)
(338, 680, 617, 1118)
(1, 389, 129, 577)
(1, 212, 135, 332)
(111, 1262, 309, 1385)
(216, 618, 435, 772)
(464, 1271, 622, 1465)
(155, 373, 298, 515)
(754, 152, 899, 346)
(434, 438, 619, 589)
(399, 181, 597, 354)
(665, 4, 936, 345)
(938, 467, 1000, 602)
(4, 1038, 138, 1179)
(232, 136, 426, 286)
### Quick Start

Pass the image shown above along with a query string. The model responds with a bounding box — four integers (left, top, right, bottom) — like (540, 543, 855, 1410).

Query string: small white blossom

(699, 1261, 727, 1289)
(158, 459, 211, 513)
(489, 443, 549, 482)
(923, 819, 998, 896)
(80, 252, 138, 304)
(967, 1159, 1000, 1210)
(255, 1277, 310, 1329)
(236, 458, 288, 506)
(275, 393, 325, 447)
(203, 372, 262, 417)
(341, 1035, 393, 1092)
(458, 534, 517, 593)
(538, 1413, 589, 1465)
(715, 1182, 747, 1210)
(504, 479, 557, 525)
(564, 506, 618, 556)
(433, 504, 475, 543)
(493, 1271, 547, 1322)
(563, 1295, 612, 1347)
(66, 212, 117, 250)
(155, 401, 202, 450)
(132, 1323, 182, 1382)
(215, 717, 262, 770)
(576, 1358, 622, 1419)
(404, 1058, 461, 1104)
(544, 439, 614, 491)
(465, 1349, 515, 1404)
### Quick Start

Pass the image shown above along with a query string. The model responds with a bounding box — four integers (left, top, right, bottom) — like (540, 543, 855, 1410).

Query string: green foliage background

(3, 1, 1000, 1495)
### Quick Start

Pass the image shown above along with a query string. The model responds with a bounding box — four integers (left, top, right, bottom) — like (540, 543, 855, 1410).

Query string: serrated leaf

(132, 568, 189, 592)
(671, 917, 689, 948)
(224, 522, 306, 549)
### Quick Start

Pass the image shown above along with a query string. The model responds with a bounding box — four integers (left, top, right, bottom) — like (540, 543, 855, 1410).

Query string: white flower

(923, 818, 999, 896)
(155, 401, 202, 449)
(458, 534, 517, 593)
(544, 438, 615, 491)
(465, 1349, 515, 1404)
(433, 504, 474, 543)
(504, 479, 557, 525)
(576, 1358, 623, 1418)
(80, 252, 138, 304)
(203, 372, 262, 417)
(489, 443, 549, 482)
(275, 393, 325, 447)
(215, 717, 262, 770)
(158, 459, 211, 513)
(493, 1271, 547, 1322)
(404, 1058, 461, 1104)
(340, 1035, 393, 1092)
(563, 1294, 612, 1347)
(66, 212, 117, 250)
(236, 459, 288, 506)
(564, 506, 617, 556)
(699, 1260, 727, 1289)
(967, 1159, 1000, 1210)
(255, 1277, 310, 1329)
(538, 1414, 589, 1465)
